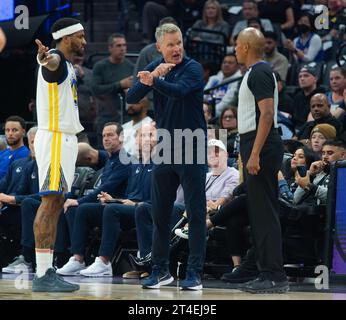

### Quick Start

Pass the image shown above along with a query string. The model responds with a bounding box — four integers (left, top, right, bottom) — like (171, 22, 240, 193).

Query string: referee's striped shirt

(238, 61, 278, 135)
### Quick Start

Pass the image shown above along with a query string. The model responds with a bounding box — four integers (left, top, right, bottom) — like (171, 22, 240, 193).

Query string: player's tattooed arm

(35, 39, 61, 71)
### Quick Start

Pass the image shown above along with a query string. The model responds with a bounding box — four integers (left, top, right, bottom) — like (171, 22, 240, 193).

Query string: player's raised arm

(35, 39, 61, 71)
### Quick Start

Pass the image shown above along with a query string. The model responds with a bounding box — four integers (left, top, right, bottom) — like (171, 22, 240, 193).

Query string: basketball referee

(231, 27, 289, 294)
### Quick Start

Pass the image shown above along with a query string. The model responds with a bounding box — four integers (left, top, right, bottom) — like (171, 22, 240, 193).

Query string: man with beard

(91, 33, 134, 146)
(0, 116, 29, 179)
(296, 93, 342, 140)
(32, 17, 86, 292)
(122, 97, 153, 156)
(293, 140, 346, 206)
(263, 31, 288, 83)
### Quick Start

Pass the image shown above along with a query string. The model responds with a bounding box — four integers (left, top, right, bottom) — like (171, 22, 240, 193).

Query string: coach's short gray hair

(27, 126, 38, 137)
(155, 23, 181, 43)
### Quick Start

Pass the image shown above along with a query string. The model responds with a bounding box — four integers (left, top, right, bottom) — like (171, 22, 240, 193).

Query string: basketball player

(32, 18, 86, 292)
(0, 27, 6, 52)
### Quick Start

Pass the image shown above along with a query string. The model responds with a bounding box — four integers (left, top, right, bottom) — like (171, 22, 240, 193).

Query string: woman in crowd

(310, 124, 337, 155)
(278, 145, 320, 203)
(190, 0, 230, 44)
(284, 13, 324, 63)
(326, 67, 346, 118)
(219, 107, 239, 159)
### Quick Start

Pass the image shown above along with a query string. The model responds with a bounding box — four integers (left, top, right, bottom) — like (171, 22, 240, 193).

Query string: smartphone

(104, 199, 123, 204)
(297, 165, 307, 177)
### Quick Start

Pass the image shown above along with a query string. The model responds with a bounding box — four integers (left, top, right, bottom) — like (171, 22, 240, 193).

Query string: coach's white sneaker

(80, 257, 113, 277)
(56, 256, 86, 276)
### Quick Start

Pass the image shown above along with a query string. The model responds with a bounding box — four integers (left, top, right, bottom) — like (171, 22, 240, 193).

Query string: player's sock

(50, 249, 54, 267)
(35, 248, 53, 277)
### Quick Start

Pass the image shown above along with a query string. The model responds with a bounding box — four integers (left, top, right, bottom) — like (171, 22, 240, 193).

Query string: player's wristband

(36, 54, 48, 66)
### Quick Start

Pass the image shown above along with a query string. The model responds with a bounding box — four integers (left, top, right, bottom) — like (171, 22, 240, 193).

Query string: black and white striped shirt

(238, 62, 278, 135)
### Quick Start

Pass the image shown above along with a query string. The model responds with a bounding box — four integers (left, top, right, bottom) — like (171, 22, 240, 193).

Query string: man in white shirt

(204, 54, 242, 117)
(231, 0, 273, 43)
(123, 96, 153, 156)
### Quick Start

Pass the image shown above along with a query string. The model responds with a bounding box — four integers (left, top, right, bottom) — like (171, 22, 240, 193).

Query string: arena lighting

(0, 14, 49, 49)
(55, 4, 71, 12)
(0, 0, 14, 22)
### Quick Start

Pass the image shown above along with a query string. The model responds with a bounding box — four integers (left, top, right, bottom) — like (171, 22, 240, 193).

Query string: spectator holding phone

(278, 146, 318, 203)
(293, 140, 346, 206)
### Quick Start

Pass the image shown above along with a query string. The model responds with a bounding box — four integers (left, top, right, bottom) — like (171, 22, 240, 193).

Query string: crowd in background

(1, 0, 346, 280)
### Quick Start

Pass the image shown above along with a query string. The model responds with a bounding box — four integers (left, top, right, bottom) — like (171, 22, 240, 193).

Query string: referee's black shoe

(221, 266, 259, 283)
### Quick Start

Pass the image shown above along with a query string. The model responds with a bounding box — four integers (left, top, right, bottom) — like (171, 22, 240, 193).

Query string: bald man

(222, 28, 288, 293)
(0, 28, 6, 52)
(297, 93, 342, 140)
(76, 142, 108, 170)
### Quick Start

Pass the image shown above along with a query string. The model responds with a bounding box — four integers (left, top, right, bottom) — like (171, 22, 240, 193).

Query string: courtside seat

(80, 167, 104, 197)
(71, 166, 96, 198)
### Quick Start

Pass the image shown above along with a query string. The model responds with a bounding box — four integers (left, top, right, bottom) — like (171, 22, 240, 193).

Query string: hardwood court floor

(0, 273, 345, 300)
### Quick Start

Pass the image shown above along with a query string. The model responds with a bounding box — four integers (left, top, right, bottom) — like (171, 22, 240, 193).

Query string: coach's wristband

(36, 54, 48, 66)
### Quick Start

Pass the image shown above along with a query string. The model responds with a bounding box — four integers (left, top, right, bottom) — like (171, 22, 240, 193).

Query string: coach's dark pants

(0, 205, 21, 241)
(69, 202, 136, 258)
(135, 202, 185, 258)
(240, 129, 285, 280)
(69, 203, 104, 256)
(151, 164, 207, 273)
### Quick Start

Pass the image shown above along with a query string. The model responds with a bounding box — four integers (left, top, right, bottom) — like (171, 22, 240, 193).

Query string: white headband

(52, 23, 84, 40)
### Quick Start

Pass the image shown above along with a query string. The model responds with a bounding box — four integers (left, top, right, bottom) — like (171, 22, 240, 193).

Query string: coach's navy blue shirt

(77, 149, 131, 205)
(126, 161, 153, 202)
(14, 159, 40, 204)
(127, 57, 207, 163)
(97, 150, 109, 170)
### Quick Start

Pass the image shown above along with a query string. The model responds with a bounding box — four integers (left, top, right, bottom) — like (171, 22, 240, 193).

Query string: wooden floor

(0, 276, 345, 300)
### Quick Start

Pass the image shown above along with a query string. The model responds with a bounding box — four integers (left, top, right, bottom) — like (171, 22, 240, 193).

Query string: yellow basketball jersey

(36, 52, 84, 135)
